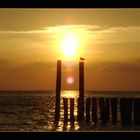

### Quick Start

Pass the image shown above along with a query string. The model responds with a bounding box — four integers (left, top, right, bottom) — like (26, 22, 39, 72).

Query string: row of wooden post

(62, 97, 140, 126)
(63, 98, 75, 123)
(54, 60, 140, 126)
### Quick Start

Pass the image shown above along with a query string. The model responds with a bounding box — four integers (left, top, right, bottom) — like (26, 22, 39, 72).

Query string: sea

(0, 90, 140, 132)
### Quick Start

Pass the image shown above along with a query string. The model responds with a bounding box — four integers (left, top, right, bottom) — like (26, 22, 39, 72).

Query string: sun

(61, 33, 78, 57)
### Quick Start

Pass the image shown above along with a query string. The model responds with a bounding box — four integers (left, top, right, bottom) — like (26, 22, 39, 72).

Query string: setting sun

(61, 33, 78, 57)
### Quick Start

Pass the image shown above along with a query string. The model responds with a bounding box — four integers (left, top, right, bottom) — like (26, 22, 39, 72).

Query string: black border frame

(0, 0, 140, 139)
(0, 0, 140, 8)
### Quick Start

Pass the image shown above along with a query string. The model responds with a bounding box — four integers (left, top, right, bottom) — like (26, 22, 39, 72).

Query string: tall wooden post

(78, 61, 84, 121)
(54, 60, 61, 123)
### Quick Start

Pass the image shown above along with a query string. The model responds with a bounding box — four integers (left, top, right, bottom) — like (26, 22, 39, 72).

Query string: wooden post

(77, 98, 80, 121)
(120, 98, 126, 126)
(120, 98, 133, 126)
(70, 98, 75, 123)
(134, 98, 140, 125)
(105, 98, 110, 121)
(54, 60, 61, 123)
(92, 97, 97, 123)
(86, 98, 91, 123)
(99, 97, 106, 123)
(63, 98, 68, 123)
(127, 98, 133, 125)
(111, 98, 118, 125)
(78, 61, 84, 122)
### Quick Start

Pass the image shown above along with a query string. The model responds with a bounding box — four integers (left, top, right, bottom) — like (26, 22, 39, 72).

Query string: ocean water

(0, 90, 140, 132)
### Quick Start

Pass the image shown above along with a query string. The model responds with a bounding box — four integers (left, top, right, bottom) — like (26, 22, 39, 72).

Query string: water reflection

(61, 90, 79, 98)
(52, 90, 81, 131)
(0, 90, 138, 131)
(52, 121, 79, 131)
(53, 90, 103, 131)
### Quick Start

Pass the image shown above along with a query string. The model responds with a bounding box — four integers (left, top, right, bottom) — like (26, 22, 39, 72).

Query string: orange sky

(0, 9, 140, 91)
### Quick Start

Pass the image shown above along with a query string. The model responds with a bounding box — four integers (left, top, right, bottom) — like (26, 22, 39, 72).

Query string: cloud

(0, 25, 101, 34)
(86, 59, 140, 72)
(0, 25, 140, 44)
(0, 24, 139, 34)
(0, 58, 56, 72)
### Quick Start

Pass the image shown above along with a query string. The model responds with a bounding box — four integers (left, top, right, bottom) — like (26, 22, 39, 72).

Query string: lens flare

(66, 76, 74, 84)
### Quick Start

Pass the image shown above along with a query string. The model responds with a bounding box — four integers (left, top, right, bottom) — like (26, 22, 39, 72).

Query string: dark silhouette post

(86, 98, 91, 123)
(120, 98, 133, 126)
(120, 98, 126, 126)
(78, 60, 85, 122)
(111, 98, 118, 125)
(63, 98, 68, 123)
(70, 98, 75, 123)
(127, 98, 133, 125)
(54, 60, 61, 123)
(99, 97, 106, 123)
(77, 98, 80, 121)
(134, 98, 140, 125)
(105, 98, 110, 121)
(92, 97, 97, 123)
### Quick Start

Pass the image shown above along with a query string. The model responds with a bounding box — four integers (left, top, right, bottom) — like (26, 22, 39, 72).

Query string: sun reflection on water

(52, 91, 80, 131)
(61, 90, 79, 98)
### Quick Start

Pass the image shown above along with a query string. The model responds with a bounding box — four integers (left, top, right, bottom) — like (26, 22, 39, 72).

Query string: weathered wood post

(105, 98, 110, 121)
(54, 60, 61, 123)
(99, 97, 106, 123)
(134, 98, 140, 125)
(92, 97, 97, 123)
(111, 98, 118, 125)
(63, 98, 68, 123)
(78, 61, 84, 122)
(86, 98, 91, 123)
(70, 98, 75, 123)
(77, 98, 80, 121)
(120, 98, 126, 126)
(127, 98, 133, 125)
(120, 98, 133, 126)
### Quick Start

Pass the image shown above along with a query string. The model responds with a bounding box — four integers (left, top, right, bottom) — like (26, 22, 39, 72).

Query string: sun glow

(61, 33, 78, 57)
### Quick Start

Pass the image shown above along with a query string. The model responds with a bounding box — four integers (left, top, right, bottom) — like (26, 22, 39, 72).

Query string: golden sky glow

(0, 9, 140, 91)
